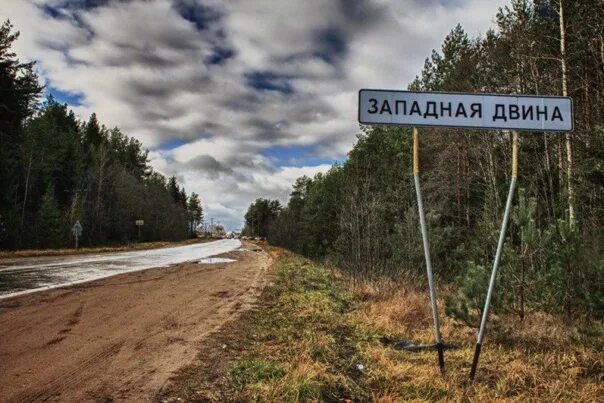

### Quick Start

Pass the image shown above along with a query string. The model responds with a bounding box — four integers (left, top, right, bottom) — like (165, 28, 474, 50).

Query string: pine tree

(167, 176, 180, 203)
(187, 192, 203, 236)
(179, 188, 188, 209)
(84, 113, 103, 148)
(445, 261, 494, 328)
(0, 20, 42, 248)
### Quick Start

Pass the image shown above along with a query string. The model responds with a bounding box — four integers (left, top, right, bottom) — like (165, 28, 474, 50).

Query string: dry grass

(161, 250, 604, 402)
(0, 237, 211, 259)
(353, 281, 603, 402)
(319, 263, 604, 401)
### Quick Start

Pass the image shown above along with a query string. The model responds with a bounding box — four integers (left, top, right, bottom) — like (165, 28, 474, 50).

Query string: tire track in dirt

(18, 341, 126, 402)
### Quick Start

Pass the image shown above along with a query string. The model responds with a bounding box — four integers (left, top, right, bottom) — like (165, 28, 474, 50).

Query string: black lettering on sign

(423, 102, 438, 119)
(536, 105, 548, 120)
(395, 100, 406, 115)
(455, 103, 467, 118)
(368, 98, 378, 114)
(551, 106, 564, 121)
(493, 104, 507, 121)
(509, 105, 520, 120)
(380, 100, 392, 114)
(440, 102, 452, 117)
(470, 103, 482, 118)
(522, 105, 534, 120)
(410, 101, 422, 116)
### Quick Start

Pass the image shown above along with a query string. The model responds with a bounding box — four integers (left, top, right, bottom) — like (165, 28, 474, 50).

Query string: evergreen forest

(244, 0, 604, 323)
(0, 21, 204, 249)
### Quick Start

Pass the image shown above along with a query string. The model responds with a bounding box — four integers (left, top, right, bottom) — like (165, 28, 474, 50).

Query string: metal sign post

(413, 127, 445, 374)
(469, 131, 519, 381)
(71, 221, 83, 249)
(135, 220, 144, 242)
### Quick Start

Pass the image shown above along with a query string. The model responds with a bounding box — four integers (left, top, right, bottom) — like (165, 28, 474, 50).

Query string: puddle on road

(198, 257, 237, 264)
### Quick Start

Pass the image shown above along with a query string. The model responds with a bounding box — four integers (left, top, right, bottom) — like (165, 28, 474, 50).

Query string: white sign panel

(359, 89, 573, 132)
(135, 220, 144, 226)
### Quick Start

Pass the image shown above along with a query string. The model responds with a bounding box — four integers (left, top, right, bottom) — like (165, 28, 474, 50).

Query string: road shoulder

(157, 248, 604, 402)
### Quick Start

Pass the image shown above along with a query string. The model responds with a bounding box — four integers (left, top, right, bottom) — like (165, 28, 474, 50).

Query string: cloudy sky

(3, 0, 507, 230)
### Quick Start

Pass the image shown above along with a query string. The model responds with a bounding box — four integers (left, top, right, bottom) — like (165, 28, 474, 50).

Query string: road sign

(135, 220, 144, 242)
(359, 89, 573, 131)
(72, 221, 82, 249)
(72, 221, 82, 237)
(359, 88, 573, 380)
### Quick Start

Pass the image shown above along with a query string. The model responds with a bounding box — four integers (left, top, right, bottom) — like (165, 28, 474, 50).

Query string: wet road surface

(0, 239, 241, 299)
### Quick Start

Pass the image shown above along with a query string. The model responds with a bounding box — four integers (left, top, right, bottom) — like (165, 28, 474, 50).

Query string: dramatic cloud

(2, 0, 505, 229)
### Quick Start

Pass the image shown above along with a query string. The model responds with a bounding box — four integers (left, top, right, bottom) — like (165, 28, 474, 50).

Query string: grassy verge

(159, 250, 603, 402)
(0, 237, 215, 259)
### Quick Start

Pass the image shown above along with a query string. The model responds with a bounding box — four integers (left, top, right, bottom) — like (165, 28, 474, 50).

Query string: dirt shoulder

(0, 238, 216, 259)
(0, 242, 271, 402)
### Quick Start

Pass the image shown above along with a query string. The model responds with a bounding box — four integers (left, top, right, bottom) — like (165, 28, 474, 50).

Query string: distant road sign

(135, 220, 144, 242)
(72, 221, 82, 237)
(72, 221, 82, 249)
(359, 89, 573, 132)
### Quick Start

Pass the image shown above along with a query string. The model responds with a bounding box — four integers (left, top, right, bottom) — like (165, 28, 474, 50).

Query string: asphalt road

(0, 239, 241, 299)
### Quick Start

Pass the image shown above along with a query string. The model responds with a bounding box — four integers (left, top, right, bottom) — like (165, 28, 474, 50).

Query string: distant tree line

(244, 0, 603, 322)
(0, 21, 204, 249)
(243, 198, 282, 238)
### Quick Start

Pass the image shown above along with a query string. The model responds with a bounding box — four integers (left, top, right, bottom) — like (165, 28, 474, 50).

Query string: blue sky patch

(263, 145, 338, 167)
(43, 0, 109, 13)
(205, 46, 234, 65)
(40, 4, 62, 18)
(313, 27, 347, 63)
(157, 138, 187, 151)
(172, 0, 221, 31)
(47, 86, 84, 106)
(245, 71, 293, 94)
